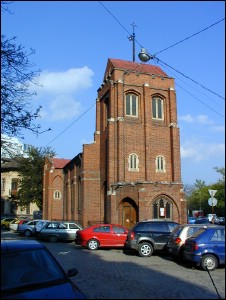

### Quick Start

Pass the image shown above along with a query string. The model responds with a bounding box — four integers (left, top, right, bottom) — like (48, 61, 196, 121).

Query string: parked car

(9, 218, 30, 232)
(194, 217, 210, 224)
(214, 217, 225, 225)
(1, 239, 86, 299)
(75, 224, 129, 250)
(187, 217, 197, 224)
(37, 221, 83, 243)
(17, 219, 49, 237)
(167, 223, 215, 259)
(125, 220, 179, 257)
(1, 217, 18, 230)
(183, 225, 225, 271)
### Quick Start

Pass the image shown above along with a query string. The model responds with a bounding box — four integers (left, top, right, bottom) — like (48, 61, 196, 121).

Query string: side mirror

(67, 268, 78, 277)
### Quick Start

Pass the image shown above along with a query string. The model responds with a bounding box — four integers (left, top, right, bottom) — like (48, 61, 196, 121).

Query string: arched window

(125, 93, 138, 117)
(152, 97, 164, 120)
(54, 190, 61, 199)
(128, 153, 139, 171)
(152, 198, 172, 220)
(156, 155, 166, 172)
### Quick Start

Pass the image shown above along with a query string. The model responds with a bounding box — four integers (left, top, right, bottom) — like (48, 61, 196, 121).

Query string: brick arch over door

(146, 195, 179, 221)
(118, 198, 138, 229)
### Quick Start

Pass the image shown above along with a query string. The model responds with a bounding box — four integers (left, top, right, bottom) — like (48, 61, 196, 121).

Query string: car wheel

(87, 239, 99, 250)
(49, 235, 58, 243)
(1, 224, 6, 230)
(24, 230, 32, 237)
(138, 242, 153, 257)
(201, 254, 218, 271)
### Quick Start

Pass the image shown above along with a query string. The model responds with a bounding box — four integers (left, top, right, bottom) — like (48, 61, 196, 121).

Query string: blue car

(183, 225, 225, 271)
(187, 217, 196, 224)
(1, 239, 86, 299)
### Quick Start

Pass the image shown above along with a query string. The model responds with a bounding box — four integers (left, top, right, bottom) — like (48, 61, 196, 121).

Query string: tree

(1, 2, 51, 157)
(1, 35, 42, 138)
(17, 146, 55, 210)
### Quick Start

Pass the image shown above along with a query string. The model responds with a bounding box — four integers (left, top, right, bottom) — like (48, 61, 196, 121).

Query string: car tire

(49, 235, 58, 243)
(201, 254, 218, 271)
(138, 242, 153, 257)
(87, 239, 99, 250)
(24, 230, 32, 237)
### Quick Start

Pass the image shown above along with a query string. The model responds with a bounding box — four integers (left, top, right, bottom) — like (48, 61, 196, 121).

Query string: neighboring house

(43, 58, 187, 228)
(1, 157, 39, 217)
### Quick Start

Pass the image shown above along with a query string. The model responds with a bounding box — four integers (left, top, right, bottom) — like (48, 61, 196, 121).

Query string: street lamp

(138, 48, 153, 62)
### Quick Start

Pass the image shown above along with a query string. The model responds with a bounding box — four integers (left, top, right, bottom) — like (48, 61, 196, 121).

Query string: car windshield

(1, 248, 65, 291)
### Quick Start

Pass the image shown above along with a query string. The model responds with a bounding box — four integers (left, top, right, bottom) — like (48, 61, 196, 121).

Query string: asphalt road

(1, 230, 225, 299)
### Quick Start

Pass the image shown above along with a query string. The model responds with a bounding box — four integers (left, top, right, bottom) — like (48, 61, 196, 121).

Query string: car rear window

(134, 222, 168, 232)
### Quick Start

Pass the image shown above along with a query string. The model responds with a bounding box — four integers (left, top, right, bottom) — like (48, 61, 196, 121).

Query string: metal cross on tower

(128, 22, 137, 62)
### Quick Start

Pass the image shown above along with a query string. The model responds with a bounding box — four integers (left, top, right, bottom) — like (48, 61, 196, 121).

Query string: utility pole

(128, 22, 137, 62)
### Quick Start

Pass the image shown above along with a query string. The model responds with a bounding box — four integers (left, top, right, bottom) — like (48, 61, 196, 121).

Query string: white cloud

(30, 67, 94, 122)
(181, 140, 225, 162)
(179, 114, 213, 125)
(36, 67, 94, 94)
(48, 95, 82, 121)
(196, 114, 213, 125)
(179, 114, 194, 122)
(210, 125, 225, 132)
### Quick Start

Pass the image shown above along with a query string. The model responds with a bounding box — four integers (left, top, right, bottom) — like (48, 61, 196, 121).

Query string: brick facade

(43, 58, 187, 227)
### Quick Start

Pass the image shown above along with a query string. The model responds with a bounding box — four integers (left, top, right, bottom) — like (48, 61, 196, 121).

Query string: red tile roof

(108, 58, 168, 77)
(52, 158, 71, 168)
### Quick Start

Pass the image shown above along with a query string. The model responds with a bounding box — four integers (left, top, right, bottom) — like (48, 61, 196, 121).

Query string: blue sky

(2, 1, 225, 185)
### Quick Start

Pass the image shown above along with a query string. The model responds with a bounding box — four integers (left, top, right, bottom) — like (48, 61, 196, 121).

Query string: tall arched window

(54, 190, 61, 199)
(152, 97, 164, 120)
(125, 93, 138, 117)
(156, 155, 166, 172)
(128, 153, 139, 171)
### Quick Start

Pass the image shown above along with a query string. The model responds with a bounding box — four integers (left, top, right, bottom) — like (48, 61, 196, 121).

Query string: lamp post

(138, 48, 153, 62)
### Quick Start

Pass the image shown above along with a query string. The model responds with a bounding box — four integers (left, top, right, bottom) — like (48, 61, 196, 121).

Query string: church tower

(95, 58, 186, 227)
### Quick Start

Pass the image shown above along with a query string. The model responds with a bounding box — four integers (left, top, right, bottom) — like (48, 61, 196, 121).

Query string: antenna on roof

(128, 22, 137, 62)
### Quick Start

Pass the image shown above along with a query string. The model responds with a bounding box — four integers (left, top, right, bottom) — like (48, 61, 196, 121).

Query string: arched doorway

(121, 198, 138, 228)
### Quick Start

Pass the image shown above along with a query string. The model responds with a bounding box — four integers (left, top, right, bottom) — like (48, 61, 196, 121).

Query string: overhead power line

(99, 1, 224, 102)
(154, 18, 225, 55)
(45, 102, 96, 147)
(153, 56, 225, 100)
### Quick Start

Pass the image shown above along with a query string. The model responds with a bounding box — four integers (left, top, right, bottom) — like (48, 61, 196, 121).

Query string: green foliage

(17, 146, 55, 210)
(186, 167, 225, 216)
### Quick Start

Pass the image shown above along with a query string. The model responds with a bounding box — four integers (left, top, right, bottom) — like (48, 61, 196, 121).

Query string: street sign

(208, 198, 217, 206)
(208, 189, 217, 197)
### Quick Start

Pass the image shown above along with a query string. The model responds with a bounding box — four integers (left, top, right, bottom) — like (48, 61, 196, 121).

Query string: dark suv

(125, 220, 179, 257)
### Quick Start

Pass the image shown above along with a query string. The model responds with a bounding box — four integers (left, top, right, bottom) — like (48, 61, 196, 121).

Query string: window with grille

(156, 155, 166, 172)
(152, 97, 164, 120)
(153, 198, 172, 219)
(128, 153, 139, 171)
(125, 93, 138, 117)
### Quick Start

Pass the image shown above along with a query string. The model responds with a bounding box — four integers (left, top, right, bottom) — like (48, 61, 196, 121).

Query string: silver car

(17, 220, 49, 237)
(167, 223, 215, 259)
(37, 221, 83, 243)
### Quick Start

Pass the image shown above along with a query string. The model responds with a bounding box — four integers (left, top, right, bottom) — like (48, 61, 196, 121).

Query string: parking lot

(1, 230, 225, 299)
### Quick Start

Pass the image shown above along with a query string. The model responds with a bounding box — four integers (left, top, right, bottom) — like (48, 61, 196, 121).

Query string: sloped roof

(107, 58, 168, 77)
(52, 158, 71, 169)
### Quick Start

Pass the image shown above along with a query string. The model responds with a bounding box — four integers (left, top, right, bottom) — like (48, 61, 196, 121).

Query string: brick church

(43, 58, 187, 228)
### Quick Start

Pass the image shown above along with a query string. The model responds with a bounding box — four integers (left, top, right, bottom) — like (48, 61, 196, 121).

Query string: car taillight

(192, 242, 198, 251)
(130, 231, 135, 240)
(174, 237, 182, 244)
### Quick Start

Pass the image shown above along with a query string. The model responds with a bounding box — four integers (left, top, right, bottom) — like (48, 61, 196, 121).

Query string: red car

(75, 224, 129, 250)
